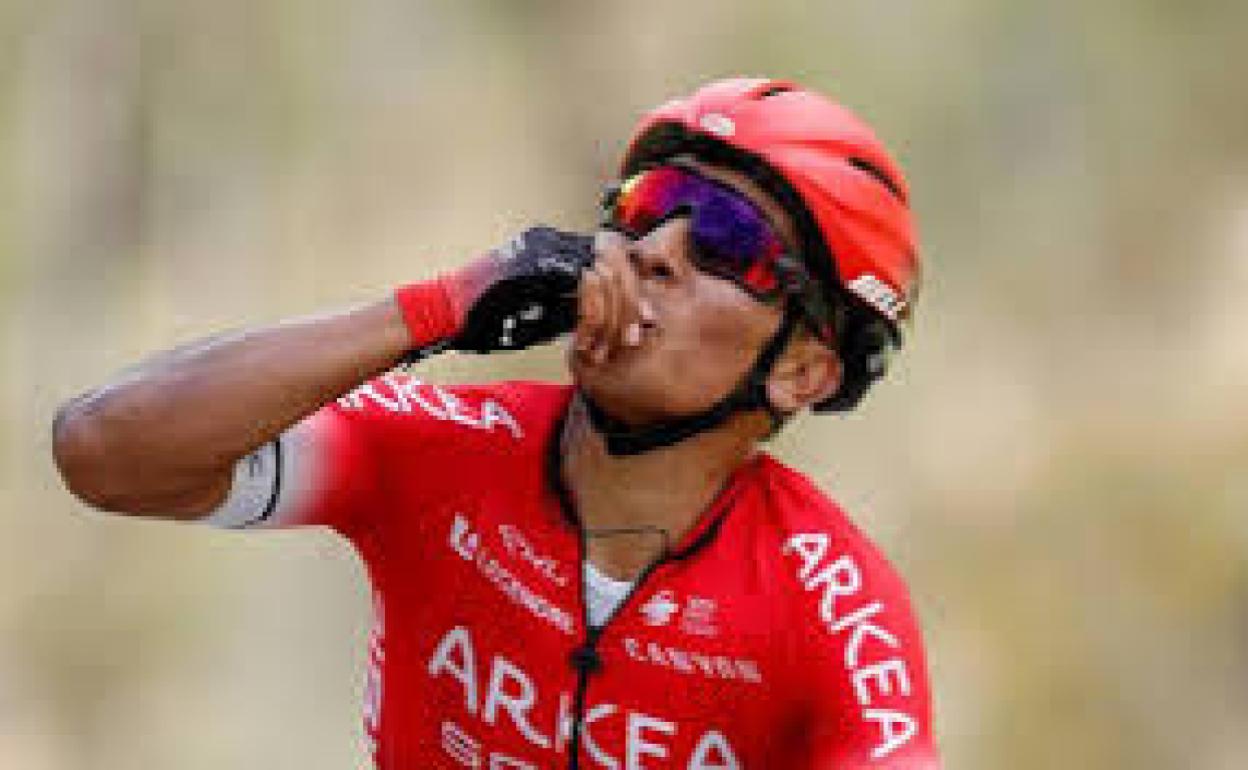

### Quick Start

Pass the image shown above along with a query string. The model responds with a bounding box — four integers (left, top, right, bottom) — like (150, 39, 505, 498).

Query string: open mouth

(573, 320, 661, 367)
(629, 319, 661, 350)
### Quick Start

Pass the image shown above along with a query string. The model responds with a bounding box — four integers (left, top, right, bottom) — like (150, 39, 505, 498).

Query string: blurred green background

(4, 1, 1247, 768)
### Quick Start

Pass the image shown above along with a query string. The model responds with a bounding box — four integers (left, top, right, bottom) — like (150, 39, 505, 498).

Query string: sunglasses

(602, 164, 838, 338)
(603, 164, 793, 298)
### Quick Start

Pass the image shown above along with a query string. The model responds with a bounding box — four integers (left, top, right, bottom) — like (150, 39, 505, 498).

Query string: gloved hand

(396, 226, 594, 361)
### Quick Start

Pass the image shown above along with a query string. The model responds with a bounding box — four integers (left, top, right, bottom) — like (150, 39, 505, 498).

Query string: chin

(570, 357, 665, 424)
(571, 355, 721, 426)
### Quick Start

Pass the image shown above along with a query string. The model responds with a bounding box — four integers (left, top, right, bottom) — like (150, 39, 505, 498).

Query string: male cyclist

(53, 78, 939, 769)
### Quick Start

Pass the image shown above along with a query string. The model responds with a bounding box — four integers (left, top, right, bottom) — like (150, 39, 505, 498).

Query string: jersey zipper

(565, 528, 668, 770)
(546, 401, 750, 768)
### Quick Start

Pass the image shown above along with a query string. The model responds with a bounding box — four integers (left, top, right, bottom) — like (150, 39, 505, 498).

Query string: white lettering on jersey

(336, 375, 524, 440)
(498, 524, 569, 587)
(489, 753, 538, 770)
(864, 710, 918, 761)
(450, 515, 576, 636)
(852, 658, 912, 706)
(639, 590, 680, 627)
(441, 719, 542, 769)
(582, 704, 620, 769)
(679, 596, 719, 638)
(441, 719, 483, 767)
(621, 637, 763, 685)
(688, 730, 741, 770)
(483, 656, 551, 749)
(832, 601, 899, 670)
(429, 626, 480, 714)
(426, 625, 742, 770)
(627, 712, 676, 768)
(479, 399, 524, 438)
(782, 532, 918, 760)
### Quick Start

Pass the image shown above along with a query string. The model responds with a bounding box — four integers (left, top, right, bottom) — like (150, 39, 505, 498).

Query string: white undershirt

(583, 562, 634, 628)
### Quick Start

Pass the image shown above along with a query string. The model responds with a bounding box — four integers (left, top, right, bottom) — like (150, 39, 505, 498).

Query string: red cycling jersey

(227, 372, 940, 769)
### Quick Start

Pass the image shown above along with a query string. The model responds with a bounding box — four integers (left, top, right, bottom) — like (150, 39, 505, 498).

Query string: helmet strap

(582, 305, 801, 456)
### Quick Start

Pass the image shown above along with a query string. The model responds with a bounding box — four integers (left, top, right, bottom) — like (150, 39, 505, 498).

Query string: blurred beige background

(4, 1, 1248, 768)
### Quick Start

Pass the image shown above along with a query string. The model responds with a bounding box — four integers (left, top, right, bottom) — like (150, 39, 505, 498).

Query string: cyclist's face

(570, 159, 802, 426)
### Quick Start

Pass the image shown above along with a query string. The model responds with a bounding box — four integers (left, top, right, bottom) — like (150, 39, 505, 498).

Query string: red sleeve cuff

(394, 279, 460, 350)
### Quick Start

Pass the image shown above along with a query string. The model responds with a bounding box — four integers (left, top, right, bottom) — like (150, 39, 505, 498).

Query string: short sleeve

(199, 372, 536, 544)
(779, 528, 942, 769)
(198, 377, 397, 541)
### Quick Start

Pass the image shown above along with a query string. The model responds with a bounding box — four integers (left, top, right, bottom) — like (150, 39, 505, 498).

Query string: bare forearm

(52, 296, 413, 516)
(52, 227, 593, 518)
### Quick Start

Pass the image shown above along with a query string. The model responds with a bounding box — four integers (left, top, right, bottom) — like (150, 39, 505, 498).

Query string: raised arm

(52, 298, 418, 519)
(51, 227, 593, 521)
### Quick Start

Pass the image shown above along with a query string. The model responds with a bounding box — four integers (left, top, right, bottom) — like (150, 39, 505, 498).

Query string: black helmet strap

(581, 305, 801, 456)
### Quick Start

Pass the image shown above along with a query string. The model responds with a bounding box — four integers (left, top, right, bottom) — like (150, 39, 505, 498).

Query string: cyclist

(53, 78, 939, 769)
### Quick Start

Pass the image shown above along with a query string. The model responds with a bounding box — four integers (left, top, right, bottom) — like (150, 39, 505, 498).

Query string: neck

(559, 394, 764, 581)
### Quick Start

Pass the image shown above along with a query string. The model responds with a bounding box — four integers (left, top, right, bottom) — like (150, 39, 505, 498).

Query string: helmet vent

(848, 157, 905, 201)
(756, 85, 793, 99)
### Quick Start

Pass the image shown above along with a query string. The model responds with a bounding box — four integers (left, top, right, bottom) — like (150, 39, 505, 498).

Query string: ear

(765, 333, 842, 413)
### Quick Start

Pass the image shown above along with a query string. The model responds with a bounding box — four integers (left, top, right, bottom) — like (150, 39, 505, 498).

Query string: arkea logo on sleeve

(337, 375, 524, 440)
(782, 532, 919, 761)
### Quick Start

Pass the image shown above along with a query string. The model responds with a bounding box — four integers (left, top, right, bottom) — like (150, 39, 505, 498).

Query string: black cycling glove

(398, 226, 594, 362)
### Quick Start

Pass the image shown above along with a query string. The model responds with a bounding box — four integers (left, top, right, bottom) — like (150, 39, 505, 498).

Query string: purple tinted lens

(689, 187, 774, 268)
(613, 166, 786, 296)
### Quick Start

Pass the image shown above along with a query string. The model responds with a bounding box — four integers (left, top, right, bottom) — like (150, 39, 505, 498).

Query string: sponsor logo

(450, 515, 575, 636)
(847, 273, 907, 322)
(442, 720, 540, 769)
(621, 637, 763, 686)
(337, 374, 524, 439)
(498, 524, 569, 587)
(428, 625, 742, 769)
(782, 531, 918, 760)
(639, 590, 681, 627)
(638, 590, 719, 637)
(679, 596, 719, 638)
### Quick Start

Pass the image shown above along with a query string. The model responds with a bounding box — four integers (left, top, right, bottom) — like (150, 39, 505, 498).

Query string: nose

(626, 216, 690, 285)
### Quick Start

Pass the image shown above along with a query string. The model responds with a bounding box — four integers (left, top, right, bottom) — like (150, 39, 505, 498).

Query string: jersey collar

(544, 397, 762, 563)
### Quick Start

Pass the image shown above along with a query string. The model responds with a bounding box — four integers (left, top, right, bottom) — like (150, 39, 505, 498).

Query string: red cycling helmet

(619, 78, 921, 411)
(622, 77, 919, 331)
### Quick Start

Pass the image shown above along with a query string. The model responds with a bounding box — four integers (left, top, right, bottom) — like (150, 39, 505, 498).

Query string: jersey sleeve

(779, 527, 942, 769)
(198, 371, 533, 544)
